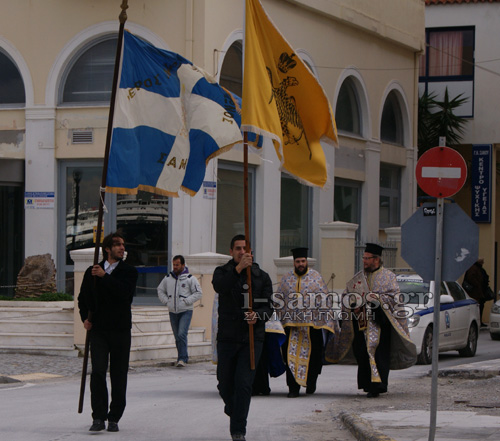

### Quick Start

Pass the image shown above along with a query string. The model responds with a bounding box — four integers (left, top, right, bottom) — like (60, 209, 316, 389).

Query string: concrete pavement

(1, 352, 500, 441)
(340, 358, 500, 441)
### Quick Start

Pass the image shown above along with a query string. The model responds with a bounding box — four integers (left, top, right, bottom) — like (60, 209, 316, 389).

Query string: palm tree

(418, 88, 469, 156)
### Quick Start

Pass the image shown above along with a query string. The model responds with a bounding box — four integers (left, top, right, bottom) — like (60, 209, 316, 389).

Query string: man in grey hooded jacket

(157, 255, 202, 366)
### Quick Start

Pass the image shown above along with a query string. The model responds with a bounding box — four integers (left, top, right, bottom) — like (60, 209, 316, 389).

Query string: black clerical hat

(291, 247, 308, 259)
(365, 243, 384, 256)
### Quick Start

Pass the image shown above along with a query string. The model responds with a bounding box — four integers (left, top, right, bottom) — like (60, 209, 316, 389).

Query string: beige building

(0, 0, 425, 301)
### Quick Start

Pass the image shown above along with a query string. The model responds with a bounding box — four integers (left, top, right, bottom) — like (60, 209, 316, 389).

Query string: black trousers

(89, 329, 131, 422)
(282, 327, 323, 394)
(252, 336, 270, 395)
(352, 315, 391, 394)
(217, 340, 264, 435)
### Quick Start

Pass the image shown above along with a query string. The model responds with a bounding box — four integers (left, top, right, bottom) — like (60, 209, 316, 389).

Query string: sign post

(414, 146, 467, 441)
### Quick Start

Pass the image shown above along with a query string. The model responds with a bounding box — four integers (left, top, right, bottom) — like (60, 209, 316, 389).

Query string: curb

(437, 368, 500, 379)
(339, 411, 396, 441)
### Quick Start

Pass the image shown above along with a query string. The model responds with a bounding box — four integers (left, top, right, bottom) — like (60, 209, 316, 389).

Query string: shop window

(60, 37, 117, 104)
(0, 50, 25, 106)
(280, 173, 311, 257)
(334, 178, 361, 231)
(216, 162, 255, 254)
(58, 162, 169, 301)
(116, 192, 168, 268)
(379, 164, 401, 228)
(0, 185, 24, 297)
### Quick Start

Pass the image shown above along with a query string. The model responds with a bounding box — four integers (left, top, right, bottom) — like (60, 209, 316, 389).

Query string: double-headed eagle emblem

(267, 52, 311, 159)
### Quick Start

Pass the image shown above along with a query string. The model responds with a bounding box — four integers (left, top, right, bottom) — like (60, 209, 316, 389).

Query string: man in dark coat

(212, 234, 273, 441)
(463, 258, 490, 326)
(78, 232, 138, 432)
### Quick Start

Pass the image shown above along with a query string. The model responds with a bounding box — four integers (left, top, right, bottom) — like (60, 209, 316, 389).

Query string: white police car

(396, 274, 480, 364)
(489, 297, 500, 340)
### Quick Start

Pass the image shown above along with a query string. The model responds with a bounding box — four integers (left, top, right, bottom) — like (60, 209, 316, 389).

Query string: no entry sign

(416, 147, 467, 198)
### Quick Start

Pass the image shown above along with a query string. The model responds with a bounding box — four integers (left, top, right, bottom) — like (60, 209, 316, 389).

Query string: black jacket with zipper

(212, 259, 273, 344)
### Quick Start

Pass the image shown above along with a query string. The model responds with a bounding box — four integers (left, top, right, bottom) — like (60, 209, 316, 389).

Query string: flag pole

(78, 0, 129, 414)
(243, 132, 255, 370)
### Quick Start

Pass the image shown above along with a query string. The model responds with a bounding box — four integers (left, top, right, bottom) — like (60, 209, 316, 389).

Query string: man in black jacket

(212, 234, 273, 441)
(78, 232, 138, 433)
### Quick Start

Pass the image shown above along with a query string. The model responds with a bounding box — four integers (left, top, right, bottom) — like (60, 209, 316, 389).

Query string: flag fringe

(205, 140, 242, 164)
(242, 124, 332, 188)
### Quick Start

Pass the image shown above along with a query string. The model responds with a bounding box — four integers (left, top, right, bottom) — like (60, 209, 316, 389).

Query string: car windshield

(398, 280, 431, 306)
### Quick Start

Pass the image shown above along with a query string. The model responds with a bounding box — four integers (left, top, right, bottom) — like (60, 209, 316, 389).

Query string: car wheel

(458, 323, 478, 357)
(417, 326, 433, 365)
(490, 332, 500, 341)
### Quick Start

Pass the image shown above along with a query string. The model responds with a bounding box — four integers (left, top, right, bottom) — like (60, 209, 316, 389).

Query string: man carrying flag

(242, 0, 338, 188)
(212, 235, 274, 441)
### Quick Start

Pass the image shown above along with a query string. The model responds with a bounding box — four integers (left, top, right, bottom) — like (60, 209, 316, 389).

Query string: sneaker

(176, 360, 186, 367)
(107, 421, 119, 432)
(231, 433, 246, 441)
(89, 419, 105, 431)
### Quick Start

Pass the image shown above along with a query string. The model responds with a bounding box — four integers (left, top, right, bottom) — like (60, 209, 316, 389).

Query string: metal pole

(243, 132, 255, 370)
(429, 197, 444, 441)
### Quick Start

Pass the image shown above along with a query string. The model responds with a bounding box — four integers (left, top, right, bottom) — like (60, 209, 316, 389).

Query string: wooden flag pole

(243, 132, 255, 370)
(78, 0, 129, 414)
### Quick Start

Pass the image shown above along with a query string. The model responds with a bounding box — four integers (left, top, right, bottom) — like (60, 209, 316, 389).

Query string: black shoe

(366, 392, 379, 398)
(306, 385, 316, 395)
(252, 389, 271, 396)
(481, 323, 488, 328)
(89, 419, 105, 431)
(107, 421, 119, 432)
(231, 433, 246, 441)
(287, 391, 300, 398)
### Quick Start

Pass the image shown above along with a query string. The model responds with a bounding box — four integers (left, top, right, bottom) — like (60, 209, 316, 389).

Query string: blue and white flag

(106, 31, 242, 197)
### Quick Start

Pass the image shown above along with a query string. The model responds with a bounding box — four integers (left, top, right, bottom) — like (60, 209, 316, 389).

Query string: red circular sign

(416, 147, 467, 198)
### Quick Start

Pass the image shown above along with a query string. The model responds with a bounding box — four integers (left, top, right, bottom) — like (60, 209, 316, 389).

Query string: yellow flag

(242, 0, 338, 188)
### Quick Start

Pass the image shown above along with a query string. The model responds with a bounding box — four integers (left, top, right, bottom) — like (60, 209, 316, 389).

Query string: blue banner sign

(471, 145, 492, 223)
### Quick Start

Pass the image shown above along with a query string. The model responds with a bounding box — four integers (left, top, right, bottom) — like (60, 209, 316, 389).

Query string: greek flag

(106, 31, 242, 197)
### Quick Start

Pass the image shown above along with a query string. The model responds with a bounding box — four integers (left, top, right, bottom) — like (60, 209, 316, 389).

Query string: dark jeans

(282, 327, 323, 394)
(169, 310, 193, 362)
(217, 340, 264, 436)
(352, 316, 391, 394)
(90, 329, 131, 422)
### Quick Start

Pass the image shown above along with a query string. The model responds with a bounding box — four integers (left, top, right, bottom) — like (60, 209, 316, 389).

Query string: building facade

(0, 0, 424, 300)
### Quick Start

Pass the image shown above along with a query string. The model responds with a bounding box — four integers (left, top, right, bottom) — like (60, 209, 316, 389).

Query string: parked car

(396, 274, 480, 365)
(489, 297, 500, 341)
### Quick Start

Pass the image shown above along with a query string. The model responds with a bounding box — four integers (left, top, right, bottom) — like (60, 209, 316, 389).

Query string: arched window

(0, 50, 25, 106)
(60, 37, 117, 105)
(381, 91, 403, 145)
(335, 77, 361, 135)
(219, 41, 242, 97)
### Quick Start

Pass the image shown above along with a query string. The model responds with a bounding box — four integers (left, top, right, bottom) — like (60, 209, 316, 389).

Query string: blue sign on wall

(471, 144, 492, 223)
